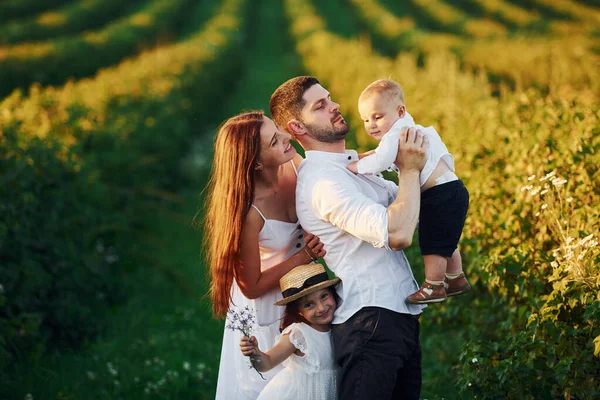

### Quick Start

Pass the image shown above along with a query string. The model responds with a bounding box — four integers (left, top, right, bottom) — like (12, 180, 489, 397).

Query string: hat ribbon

(281, 272, 329, 298)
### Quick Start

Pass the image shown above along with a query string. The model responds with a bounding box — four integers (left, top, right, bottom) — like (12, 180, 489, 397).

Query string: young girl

(239, 263, 339, 400)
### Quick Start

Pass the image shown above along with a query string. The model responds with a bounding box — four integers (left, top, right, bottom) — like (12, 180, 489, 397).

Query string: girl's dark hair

(279, 287, 339, 332)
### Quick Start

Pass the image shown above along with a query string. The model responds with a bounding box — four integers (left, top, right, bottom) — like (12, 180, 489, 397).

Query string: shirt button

(298, 234, 303, 239)
(297, 224, 302, 230)
(348, 156, 351, 160)
(296, 243, 301, 248)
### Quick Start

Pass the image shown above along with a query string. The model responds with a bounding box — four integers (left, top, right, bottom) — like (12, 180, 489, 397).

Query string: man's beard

(304, 117, 350, 144)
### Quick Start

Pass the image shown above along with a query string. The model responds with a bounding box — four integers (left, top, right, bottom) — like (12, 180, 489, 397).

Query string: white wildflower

(471, 357, 478, 363)
(183, 361, 191, 371)
(566, 197, 573, 202)
(541, 204, 548, 210)
(540, 171, 556, 181)
(527, 175, 536, 181)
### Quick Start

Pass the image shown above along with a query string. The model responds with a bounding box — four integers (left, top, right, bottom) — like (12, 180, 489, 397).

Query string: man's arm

(387, 127, 426, 250)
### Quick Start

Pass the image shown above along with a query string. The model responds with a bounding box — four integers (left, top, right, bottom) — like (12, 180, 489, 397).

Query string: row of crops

(0, 0, 250, 383)
(1, 0, 599, 397)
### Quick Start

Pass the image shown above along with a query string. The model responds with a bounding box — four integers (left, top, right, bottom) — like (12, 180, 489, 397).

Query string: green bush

(0, 0, 249, 372)
(0, 0, 192, 98)
(0, 0, 134, 45)
(0, 131, 124, 367)
(0, 0, 71, 22)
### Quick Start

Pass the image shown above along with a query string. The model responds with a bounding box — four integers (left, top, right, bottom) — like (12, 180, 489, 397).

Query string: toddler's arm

(355, 121, 404, 174)
(346, 150, 375, 174)
(240, 334, 297, 372)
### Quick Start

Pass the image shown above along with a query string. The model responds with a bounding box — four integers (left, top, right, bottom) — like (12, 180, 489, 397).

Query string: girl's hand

(304, 232, 326, 259)
(240, 335, 259, 357)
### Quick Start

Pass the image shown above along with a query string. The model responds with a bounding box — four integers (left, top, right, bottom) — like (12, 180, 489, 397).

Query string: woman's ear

(254, 162, 263, 171)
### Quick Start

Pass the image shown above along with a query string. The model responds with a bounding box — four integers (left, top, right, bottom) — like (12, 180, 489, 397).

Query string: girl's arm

(236, 211, 325, 300)
(240, 334, 300, 372)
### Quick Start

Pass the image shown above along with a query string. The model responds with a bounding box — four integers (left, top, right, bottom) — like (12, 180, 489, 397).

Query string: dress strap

(290, 159, 298, 176)
(250, 204, 267, 221)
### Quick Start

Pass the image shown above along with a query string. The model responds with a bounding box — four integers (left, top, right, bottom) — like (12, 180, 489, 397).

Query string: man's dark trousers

(332, 307, 422, 400)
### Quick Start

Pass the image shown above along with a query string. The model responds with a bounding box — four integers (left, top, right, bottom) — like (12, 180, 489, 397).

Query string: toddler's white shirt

(356, 112, 455, 186)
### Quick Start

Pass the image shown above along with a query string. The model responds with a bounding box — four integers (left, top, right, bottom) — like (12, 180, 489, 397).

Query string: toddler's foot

(444, 272, 471, 297)
(406, 282, 447, 304)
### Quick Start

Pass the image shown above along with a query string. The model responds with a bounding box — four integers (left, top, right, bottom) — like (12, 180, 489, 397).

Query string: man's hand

(394, 127, 427, 172)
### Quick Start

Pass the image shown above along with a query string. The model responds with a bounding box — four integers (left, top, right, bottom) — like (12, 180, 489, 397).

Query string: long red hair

(203, 111, 264, 318)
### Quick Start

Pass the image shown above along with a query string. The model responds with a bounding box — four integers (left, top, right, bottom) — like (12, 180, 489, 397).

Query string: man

(270, 76, 427, 399)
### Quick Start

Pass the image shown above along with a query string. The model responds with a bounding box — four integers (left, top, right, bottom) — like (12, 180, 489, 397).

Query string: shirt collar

(304, 149, 359, 164)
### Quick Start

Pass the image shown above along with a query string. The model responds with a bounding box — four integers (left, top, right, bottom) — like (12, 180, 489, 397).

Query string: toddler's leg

(444, 249, 471, 297)
(446, 249, 463, 275)
(406, 255, 447, 304)
(423, 254, 447, 283)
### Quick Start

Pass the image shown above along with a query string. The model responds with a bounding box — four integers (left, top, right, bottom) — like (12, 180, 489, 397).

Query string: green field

(1, 0, 599, 399)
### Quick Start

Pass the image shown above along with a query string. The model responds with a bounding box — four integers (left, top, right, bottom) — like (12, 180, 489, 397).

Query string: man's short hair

(270, 76, 320, 136)
(359, 79, 405, 106)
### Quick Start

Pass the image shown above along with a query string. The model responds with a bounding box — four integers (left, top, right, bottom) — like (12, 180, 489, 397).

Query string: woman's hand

(240, 335, 259, 357)
(304, 232, 326, 260)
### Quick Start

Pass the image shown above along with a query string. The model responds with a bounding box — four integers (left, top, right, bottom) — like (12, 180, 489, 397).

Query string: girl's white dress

(215, 161, 307, 400)
(257, 322, 337, 400)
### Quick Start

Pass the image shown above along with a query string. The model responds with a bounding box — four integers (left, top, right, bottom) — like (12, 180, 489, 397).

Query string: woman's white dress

(215, 194, 308, 399)
(257, 323, 337, 400)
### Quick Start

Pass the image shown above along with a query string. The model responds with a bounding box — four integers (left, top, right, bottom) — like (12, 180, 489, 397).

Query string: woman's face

(258, 116, 296, 168)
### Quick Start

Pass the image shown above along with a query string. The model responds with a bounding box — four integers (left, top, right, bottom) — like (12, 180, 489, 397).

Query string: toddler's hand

(346, 161, 358, 174)
(358, 150, 375, 160)
(240, 335, 259, 357)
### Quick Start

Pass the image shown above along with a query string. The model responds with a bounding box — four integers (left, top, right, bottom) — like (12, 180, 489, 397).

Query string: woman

(204, 111, 326, 399)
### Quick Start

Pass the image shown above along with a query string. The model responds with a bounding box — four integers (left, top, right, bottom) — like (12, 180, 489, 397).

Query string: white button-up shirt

(296, 150, 426, 324)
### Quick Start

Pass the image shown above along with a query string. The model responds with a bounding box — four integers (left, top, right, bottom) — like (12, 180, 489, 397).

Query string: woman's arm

(240, 334, 300, 372)
(236, 210, 325, 299)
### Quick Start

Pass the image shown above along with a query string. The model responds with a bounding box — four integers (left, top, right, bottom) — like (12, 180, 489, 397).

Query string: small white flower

(527, 175, 536, 181)
(183, 361, 190, 371)
(468, 382, 472, 387)
(535, 212, 540, 217)
(24, 395, 33, 400)
(471, 357, 478, 363)
(566, 197, 573, 202)
(541, 204, 548, 210)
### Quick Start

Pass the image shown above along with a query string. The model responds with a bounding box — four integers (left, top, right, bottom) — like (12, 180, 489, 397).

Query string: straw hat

(274, 263, 340, 306)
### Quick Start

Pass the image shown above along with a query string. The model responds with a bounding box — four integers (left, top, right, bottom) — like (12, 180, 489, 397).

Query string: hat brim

(274, 277, 340, 306)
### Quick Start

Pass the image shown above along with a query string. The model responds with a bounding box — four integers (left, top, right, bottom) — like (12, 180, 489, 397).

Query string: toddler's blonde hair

(359, 79, 405, 106)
